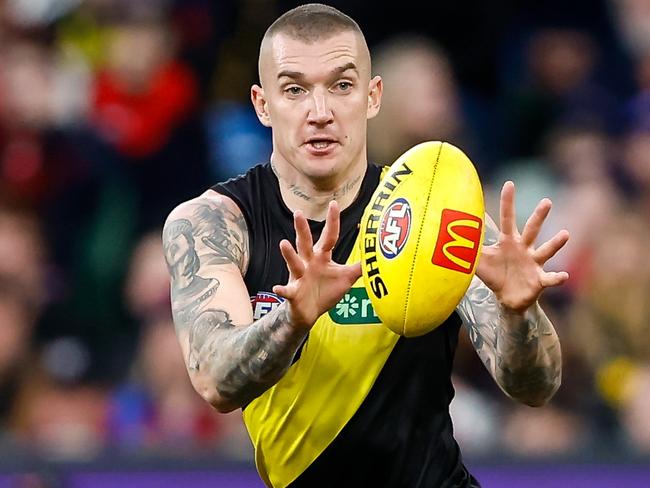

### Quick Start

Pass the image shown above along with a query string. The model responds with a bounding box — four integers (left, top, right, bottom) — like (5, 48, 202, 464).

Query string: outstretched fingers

(533, 230, 570, 264)
(294, 210, 314, 259)
(279, 239, 305, 279)
(540, 271, 570, 288)
(536, 229, 570, 289)
(315, 200, 340, 253)
(521, 198, 552, 246)
(274, 240, 304, 300)
(272, 282, 294, 300)
(499, 181, 518, 236)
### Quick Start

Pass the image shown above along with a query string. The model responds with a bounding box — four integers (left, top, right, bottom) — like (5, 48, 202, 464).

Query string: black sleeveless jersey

(211, 163, 479, 488)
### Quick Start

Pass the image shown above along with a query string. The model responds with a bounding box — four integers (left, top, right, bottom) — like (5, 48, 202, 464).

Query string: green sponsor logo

(329, 287, 381, 324)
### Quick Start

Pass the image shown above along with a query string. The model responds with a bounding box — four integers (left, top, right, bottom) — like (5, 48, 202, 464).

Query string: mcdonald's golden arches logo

(431, 209, 483, 274)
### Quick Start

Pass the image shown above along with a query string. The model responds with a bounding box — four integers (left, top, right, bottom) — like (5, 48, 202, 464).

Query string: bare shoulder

(163, 190, 250, 276)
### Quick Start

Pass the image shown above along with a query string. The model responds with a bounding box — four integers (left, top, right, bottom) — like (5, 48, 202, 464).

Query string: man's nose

(307, 89, 333, 125)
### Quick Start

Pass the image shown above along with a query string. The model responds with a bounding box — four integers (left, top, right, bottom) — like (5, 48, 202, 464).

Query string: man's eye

(336, 81, 352, 91)
(286, 86, 304, 95)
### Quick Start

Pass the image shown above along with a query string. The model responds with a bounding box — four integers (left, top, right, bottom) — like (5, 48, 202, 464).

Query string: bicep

(163, 194, 253, 373)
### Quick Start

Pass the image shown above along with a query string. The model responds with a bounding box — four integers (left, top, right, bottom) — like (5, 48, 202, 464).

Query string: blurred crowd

(0, 0, 649, 466)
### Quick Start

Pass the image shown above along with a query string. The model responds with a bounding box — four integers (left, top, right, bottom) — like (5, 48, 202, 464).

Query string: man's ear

(251, 85, 271, 127)
(367, 76, 383, 120)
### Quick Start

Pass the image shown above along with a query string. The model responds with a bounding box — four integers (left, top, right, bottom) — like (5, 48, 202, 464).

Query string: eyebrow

(277, 62, 359, 81)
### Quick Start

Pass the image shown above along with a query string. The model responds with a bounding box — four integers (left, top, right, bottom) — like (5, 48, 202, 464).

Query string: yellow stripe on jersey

(243, 195, 399, 487)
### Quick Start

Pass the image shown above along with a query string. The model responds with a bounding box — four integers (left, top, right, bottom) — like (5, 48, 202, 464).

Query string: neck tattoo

(272, 161, 363, 203)
(332, 174, 362, 198)
(288, 184, 311, 201)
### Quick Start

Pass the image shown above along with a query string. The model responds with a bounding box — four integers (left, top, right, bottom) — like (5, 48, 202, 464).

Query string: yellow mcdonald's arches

(442, 219, 481, 270)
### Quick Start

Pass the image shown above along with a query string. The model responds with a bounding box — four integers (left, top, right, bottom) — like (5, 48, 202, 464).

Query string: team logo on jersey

(250, 292, 285, 320)
(379, 198, 412, 259)
(328, 287, 381, 324)
(431, 209, 483, 274)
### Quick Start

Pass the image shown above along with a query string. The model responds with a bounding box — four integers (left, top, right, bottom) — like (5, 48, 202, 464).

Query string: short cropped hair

(264, 3, 362, 44)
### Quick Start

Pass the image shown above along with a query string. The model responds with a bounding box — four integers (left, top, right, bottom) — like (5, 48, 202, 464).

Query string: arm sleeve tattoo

(456, 215, 562, 406)
(186, 304, 307, 407)
(163, 196, 307, 410)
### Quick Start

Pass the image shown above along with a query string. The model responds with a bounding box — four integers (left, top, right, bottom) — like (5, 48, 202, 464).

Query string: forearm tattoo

(186, 304, 307, 405)
(164, 197, 306, 407)
(494, 303, 561, 403)
(455, 214, 561, 405)
(457, 280, 562, 405)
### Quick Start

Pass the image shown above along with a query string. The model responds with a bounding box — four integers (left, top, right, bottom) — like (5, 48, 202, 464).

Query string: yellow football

(359, 141, 485, 337)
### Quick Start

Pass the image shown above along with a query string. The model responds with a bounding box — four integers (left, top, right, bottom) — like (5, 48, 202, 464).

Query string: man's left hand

(476, 181, 570, 313)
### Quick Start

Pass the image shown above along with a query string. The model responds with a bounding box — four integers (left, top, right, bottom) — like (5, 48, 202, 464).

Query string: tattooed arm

(183, 304, 307, 413)
(163, 192, 307, 412)
(457, 277, 562, 407)
(163, 193, 360, 413)
(457, 182, 569, 407)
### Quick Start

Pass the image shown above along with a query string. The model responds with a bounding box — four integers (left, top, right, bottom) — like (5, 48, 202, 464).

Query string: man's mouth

(305, 137, 338, 151)
(310, 141, 333, 149)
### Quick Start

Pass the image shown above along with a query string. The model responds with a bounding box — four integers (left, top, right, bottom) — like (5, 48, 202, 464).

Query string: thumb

(345, 262, 362, 283)
(273, 284, 295, 300)
(540, 271, 569, 288)
(475, 247, 496, 282)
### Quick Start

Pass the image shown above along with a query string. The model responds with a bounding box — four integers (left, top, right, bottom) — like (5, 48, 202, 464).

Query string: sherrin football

(359, 141, 485, 337)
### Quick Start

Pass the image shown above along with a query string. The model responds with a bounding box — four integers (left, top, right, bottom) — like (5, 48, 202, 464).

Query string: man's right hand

(273, 200, 362, 329)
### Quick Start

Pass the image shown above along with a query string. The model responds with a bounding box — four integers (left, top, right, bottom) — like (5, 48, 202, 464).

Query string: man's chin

(302, 159, 342, 180)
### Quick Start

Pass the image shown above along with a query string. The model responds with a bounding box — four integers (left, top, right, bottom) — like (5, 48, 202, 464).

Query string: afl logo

(250, 292, 285, 320)
(379, 198, 412, 259)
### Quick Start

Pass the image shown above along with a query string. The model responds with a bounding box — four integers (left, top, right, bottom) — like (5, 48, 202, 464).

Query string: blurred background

(0, 0, 649, 486)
